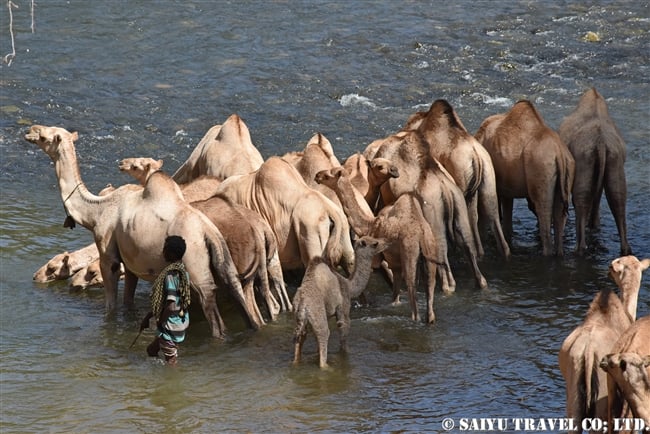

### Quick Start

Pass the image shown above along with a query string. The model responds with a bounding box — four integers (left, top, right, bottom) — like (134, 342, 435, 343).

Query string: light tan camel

(172, 114, 264, 184)
(120, 157, 292, 318)
(315, 167, 445, 323)
(559, 255, 648, 429)
(475, 100, 575, 256)
(215, 156, 355, 273)
(407, 100, 511, 259)
(26, 125, 265, 339)
(373, 130, 487, 292)
(292, 236, 389, 369)
(33, 243, 99, 282)
(282, 133, 343, 206)
(600, 316, 650, 428)
(343, 153, 401, 212)
(559, 289, 633, 430)
(559, 88, 632, 256)
(69, 260, 125, 291)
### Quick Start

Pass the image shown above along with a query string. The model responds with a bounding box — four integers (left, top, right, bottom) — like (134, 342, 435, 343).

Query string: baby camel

(601, 313, 650, 428)
(293, 236, 389, 369)
(315, 166, 446, 323)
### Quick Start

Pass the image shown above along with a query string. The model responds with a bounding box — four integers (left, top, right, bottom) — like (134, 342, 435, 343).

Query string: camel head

(368, 157, 400, 181)
(25, 125, 79, 159)
(119, 157, 164, 185)
(355, 235, 391, 255)
(600, 352, 650, 389)
(314, 166, 349, 188)
(609, 256, 650, 294)
(33, 252, 71, 282)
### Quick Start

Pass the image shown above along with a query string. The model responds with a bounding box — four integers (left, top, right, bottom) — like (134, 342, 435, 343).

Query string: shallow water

(1, 1, 649, 433)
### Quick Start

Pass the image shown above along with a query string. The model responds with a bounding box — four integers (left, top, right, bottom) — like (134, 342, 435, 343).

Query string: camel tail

(557, 152, 575, 218)
(323, 208, 346, 268)
(584, 350, 599, 419)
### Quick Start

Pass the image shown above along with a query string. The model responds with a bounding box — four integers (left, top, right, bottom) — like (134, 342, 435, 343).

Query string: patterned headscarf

(150, 261, 191, 318)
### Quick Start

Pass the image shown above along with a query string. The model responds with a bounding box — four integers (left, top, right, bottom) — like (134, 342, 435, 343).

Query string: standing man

(140, 235, 191, 365)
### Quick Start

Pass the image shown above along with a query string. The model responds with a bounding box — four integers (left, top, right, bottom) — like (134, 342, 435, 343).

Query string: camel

(373, 130, 487, 292)
(292, 235, 389, 369)
(172, 114, 264, 184)
(475, 100, 575, 256)
(343, 153, 401, 212)
(600, 316, 650, 428)
(558, 255, 648, 429)
(559, 88, 632, 256)
(69, 260, 126, 291)
(120, 157, 292, 318)
(215, 156, 355, 273)
(33, 243, 99, 283)
(282, 133, 343, 206)
(26, 125, 265, 339)
(407, 100, 511, 259)
(315, 167, 445, 323)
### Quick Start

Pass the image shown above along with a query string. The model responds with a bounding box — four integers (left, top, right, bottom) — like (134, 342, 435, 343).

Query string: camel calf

(601, 315, 650, 429)
(293, 236, 389, 369)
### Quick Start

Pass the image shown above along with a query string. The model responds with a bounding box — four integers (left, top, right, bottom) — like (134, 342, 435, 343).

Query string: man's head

(163, 235, 186, 263)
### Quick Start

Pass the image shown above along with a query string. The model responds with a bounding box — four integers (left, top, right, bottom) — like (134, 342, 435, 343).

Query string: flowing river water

(1, 1, 649, 433)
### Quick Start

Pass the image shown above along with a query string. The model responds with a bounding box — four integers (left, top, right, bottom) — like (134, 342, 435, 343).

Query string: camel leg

(453, 202, 488, 289)
(603, 168, 632, 255)
(425, 260, 437, 324)
(500, 196, 514, 243)
(99, 249, 121, 312)
(310, 312, 330, 369)
(196, 285, 227, 339)
(402, 248, 420, 322)
(293, 314, 307, 365)
(552, 192, 568, 257)
(122, 268, 138, 307)
(467, 195, 484, 258)
(268, 252, 292, 312)
(390, 269, 404, 305)
(335, 305, 350, 354)
(244, 279, 266, 325)
(479, 182, 511, 259)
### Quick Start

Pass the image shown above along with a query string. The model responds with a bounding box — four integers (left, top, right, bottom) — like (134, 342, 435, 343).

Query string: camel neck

(332, 176, 374, 236)
(347, 251, 375, 299)
(53, 140, 109, 230)
(619, 278, 640, 321)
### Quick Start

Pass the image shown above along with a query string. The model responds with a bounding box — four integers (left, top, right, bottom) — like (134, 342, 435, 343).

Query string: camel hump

(424, 99, 465, 131)
(217, 113, 253, 145)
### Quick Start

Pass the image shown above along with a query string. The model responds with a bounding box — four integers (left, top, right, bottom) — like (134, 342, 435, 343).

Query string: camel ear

(643, 355, 650, 367)
(156, 159, 163, 169)
(640, 258, 650, 271)
(332, 166, 345, 178)
(71, 131, 78, 141)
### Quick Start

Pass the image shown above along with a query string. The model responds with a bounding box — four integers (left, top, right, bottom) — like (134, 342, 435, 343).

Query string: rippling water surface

(1, 1, 649, 433)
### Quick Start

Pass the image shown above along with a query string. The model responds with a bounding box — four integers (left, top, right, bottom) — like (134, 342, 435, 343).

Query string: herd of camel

(25, 87, 648, 425)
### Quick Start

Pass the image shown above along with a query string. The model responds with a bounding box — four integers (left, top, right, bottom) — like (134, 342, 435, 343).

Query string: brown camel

(120, 157, 292, 318)
(373, 130, 487, 292)
(559, 255, 648, 429)
(315, 166, 445, 323)
(215, 156, 355, 273)
(600, 316, 650, 428)
(292, 236, 389, 369)
(26, 125, 264, 339)
(407, 100, 511, 259)
(559, 88, 632, 256)
(475, 100, 575, 256)
(172, 114, 264, 184)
